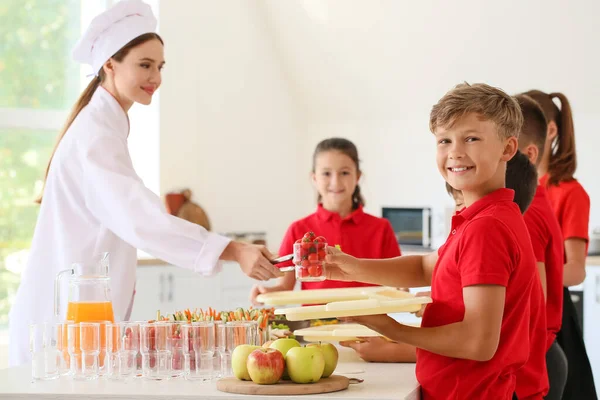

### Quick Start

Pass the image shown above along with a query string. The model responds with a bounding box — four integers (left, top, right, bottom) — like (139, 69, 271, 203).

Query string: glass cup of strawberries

(293, 231, 327, 282)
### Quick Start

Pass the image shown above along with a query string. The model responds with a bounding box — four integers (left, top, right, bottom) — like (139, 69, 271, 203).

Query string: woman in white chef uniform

(8, 0, 283, 366)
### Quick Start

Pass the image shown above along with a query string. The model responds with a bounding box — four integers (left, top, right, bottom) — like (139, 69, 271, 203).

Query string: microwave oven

(382, 207, 432, 249)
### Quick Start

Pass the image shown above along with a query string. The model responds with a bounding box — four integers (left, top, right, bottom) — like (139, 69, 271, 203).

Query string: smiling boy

(324, 83, 543, 400)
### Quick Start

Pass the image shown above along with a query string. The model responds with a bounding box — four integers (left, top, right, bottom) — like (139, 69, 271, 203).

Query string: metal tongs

(269, 254, 295, 272)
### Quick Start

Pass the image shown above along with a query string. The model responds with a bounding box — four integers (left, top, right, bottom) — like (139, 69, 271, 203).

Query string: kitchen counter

(0, 347, 420, 400)
(587, 255, 600, 265)
(137, 255, 600, 267)
(137, 257, 168, 266)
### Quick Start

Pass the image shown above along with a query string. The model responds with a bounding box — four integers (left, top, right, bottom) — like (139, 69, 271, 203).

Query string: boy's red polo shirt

(416, 189, 542, 400)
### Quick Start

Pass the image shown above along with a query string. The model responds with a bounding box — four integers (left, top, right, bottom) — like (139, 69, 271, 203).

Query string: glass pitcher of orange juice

(54, 252, 115, 323)
(55, 253, 115, 373)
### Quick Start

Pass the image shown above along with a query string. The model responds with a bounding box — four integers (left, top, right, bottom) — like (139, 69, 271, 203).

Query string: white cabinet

(129, 262, 257, 321)
(583, 265, 600, 393)
(130, 266, 189, 321)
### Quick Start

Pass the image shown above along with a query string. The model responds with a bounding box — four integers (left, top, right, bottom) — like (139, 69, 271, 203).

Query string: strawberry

(304, 231, 316, 240)
(301, 237, 312, 250)
(308, 265, 323, 277)
(314, 236, 326, 248)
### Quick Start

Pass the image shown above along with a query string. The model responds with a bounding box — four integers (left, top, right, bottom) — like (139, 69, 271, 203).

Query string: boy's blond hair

(430, 83, 523, 139)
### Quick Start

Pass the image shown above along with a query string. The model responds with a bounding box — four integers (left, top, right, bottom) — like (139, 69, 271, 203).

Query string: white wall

(157, 0, 600, 251)
(158, 1, 308, 249)
(262, 0, 600, 241)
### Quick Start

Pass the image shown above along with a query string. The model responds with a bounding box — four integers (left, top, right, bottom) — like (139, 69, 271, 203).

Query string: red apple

(246, 348, 285, 385)
(232, 344, 261, 380)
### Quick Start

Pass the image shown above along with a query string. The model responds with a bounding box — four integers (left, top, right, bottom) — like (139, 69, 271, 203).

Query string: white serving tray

(275, 295, 432, 321)
(257, 286, 413, 306)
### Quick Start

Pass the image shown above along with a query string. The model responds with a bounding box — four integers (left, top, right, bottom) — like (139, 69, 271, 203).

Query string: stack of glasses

(29, 320, 261, 381)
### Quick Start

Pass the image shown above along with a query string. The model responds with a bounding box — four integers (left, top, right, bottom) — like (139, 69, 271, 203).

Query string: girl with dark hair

(250, 137, 401, 301)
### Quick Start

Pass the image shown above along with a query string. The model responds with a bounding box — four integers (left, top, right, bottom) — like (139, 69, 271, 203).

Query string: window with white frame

(0, 0, 160, 331)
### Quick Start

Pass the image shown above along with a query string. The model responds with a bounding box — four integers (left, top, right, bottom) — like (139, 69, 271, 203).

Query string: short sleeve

(560, 184, 590, 241)
(457, 217, 519, 287)
(381, 220, 402, 258)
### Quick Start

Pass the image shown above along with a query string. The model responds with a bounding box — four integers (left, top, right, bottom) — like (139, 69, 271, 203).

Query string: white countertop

(137, 253, 600, 267)
(0, 347, 420, 400)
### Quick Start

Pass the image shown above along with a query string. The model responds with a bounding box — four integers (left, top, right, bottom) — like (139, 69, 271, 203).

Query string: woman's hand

(223, 242, 284, 281)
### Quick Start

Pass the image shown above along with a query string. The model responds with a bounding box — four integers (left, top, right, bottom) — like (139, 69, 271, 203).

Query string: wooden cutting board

(216, 375, 349, 395)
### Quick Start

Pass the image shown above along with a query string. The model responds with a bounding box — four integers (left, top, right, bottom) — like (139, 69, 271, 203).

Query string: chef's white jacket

(8, 86, 231, 366)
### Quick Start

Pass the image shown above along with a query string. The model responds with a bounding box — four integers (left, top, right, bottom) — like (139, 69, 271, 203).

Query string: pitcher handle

(54, 268, 73, 318)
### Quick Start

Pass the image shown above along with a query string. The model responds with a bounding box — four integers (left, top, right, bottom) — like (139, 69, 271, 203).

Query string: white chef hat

(72, 0, 157, 75)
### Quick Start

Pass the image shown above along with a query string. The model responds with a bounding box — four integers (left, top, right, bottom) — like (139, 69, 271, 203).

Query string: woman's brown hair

(523, 90, 576, 185)
(312, 138, 365, 210)
(36, 33, 163, 203)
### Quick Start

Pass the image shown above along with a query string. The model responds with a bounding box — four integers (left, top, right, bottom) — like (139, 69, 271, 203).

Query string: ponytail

(522, 90, 577, 185)
(352, 185, 365, 209)
(35, 76, 101, 204)
(548, 92, 576, 185)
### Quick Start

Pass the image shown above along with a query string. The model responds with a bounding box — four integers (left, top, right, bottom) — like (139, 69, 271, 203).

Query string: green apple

(246, 348, 285, 385)
(306, 342, 338, 377)
(269, 338, 301, 354)
(231, 344, 260, 380)
(286, 346, 325, 384)
(269, 338, 301, 380)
